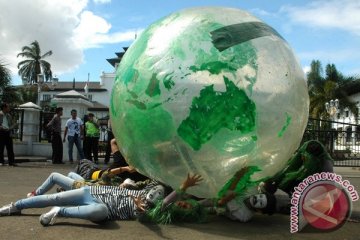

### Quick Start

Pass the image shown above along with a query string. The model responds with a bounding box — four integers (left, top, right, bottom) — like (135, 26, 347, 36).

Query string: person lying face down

(0, 171, 167, 226)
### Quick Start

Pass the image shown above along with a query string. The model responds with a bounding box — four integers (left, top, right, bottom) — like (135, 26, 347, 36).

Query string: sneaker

(39, 207, 61, 226)
(0, 203, 21, 216)
(27, 190, 36, 198)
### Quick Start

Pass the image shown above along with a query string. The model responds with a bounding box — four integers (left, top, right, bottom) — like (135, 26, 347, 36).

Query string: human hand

(132, 196, 146, 212)
(180, 173, 203, 191)
(63, 138, 66, 143)
(258, 182, 266, 193)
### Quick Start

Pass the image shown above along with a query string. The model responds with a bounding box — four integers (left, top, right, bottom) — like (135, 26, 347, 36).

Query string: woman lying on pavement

(0, 172, 168, 226)
(26, 166, 137, 198)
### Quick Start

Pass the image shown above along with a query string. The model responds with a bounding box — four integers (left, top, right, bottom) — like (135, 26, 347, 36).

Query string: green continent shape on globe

(177, 76, 256, 151)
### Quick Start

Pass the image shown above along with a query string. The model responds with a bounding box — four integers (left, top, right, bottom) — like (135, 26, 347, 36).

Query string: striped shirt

(90, 180, 160, 220)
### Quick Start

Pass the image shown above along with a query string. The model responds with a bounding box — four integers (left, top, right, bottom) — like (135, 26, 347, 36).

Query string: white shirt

(65, 117, 83, 136)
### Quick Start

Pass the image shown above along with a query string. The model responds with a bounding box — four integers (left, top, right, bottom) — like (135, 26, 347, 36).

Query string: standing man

(0, 103, 17, 166)
(84, 113, 100, 164)
(104, 118, 114, 164)
(63, 109, 85, 163)
(47, 107, 63, 164)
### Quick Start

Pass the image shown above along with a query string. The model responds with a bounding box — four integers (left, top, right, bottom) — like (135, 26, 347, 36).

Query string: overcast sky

(1, 0, 359, 85)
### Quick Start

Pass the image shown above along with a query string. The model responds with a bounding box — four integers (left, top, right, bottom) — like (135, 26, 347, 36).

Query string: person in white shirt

(63, 109, 85, 163)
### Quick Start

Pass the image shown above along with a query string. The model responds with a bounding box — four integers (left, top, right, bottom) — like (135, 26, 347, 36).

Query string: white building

(37, 47, 128, 118)
(330, 92, 360, 153)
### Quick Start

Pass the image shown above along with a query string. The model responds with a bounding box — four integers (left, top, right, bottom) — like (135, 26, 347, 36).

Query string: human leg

(5, 134, 15, 165)
(68, 136, 75, 161)
(16, 187, 94, 209)
(74, 136, 85, 159)
(52, 134, 63, 163)
(84, 136, 92, 160)
(0, 133, 5, 164)
(58, 203, 108, 221)
(67, 172, 85, 181)
(34, 172, 76, 195)
(11, 187, 108, 222)
(104, 131, 113, 164)
(92, 137, 99, 163)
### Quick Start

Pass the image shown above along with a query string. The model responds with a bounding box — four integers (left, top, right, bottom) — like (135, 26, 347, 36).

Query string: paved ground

(0, 161, 359, 240)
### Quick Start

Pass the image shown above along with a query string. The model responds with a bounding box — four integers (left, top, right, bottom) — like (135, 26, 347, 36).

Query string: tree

(17, 40, 53, 84)
(307, 60, 360, 119)
(0, 60, 12, 103)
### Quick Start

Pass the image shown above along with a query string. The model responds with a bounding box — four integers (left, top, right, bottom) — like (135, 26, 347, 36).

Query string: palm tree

(307, 60, 360, 119)
(17, 40, 53, 84)
(0, 60, 12, 102)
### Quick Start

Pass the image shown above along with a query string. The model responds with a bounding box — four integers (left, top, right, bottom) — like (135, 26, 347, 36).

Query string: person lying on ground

(0, 174, 168, 226)
(74, 138, 148, 183)
(138, 170, 277, 224)
(26, 167, 137, 198)
(258, 140, 334, 197)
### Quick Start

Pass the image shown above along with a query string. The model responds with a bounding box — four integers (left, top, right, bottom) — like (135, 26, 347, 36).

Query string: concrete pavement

(0, 162, 359, 240)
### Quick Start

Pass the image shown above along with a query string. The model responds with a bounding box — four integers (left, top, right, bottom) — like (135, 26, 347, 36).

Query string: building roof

(56, 90, 89, 100)
(106, 47, 128, 67)
(17, 102, 41, 110)
(41, 81, 107, 92)
(88, 101, 109, 111)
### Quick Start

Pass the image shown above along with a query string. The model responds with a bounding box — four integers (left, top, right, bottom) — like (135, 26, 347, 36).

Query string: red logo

(301, 182, 351, 231)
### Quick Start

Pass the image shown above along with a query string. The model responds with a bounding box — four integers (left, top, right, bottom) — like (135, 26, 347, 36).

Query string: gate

(302, 118, 360, 167)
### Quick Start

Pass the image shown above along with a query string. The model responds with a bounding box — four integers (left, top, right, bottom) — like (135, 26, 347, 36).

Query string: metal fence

(302, 118, 360, 167)
(14, 110, 360, 166)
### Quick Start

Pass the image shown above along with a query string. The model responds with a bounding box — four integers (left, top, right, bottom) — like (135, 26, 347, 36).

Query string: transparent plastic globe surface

(110, 7, 309, 197)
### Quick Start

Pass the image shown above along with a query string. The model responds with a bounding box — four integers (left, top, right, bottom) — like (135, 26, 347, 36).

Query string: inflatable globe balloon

(110, 7, 309, 197)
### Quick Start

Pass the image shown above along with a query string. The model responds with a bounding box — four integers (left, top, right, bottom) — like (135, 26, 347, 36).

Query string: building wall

(99, 71, 116, 107)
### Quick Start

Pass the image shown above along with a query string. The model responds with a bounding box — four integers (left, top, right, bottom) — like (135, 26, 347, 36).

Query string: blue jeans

(15, 186, 108, 222)
(68, 135, 85, 161)
(33, 172, 84, 195)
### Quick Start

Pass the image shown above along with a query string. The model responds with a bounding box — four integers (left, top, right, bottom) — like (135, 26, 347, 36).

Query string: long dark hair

(259, 193, 277, 215)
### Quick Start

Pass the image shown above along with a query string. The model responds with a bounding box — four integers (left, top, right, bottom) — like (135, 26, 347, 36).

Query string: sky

(1, 0, 360, 85)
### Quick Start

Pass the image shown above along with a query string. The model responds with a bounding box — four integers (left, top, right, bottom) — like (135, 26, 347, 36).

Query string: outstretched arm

(108, 166, 136, 176)
(179, 173, 203, 192)
(217, 167, 249, 206)
(162, 173, 203, 209)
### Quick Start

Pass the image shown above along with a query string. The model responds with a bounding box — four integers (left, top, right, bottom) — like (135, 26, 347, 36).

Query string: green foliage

(0, 60, 12, 103)
(307, 60, 359, 119)
(17, 40, 53, 84)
